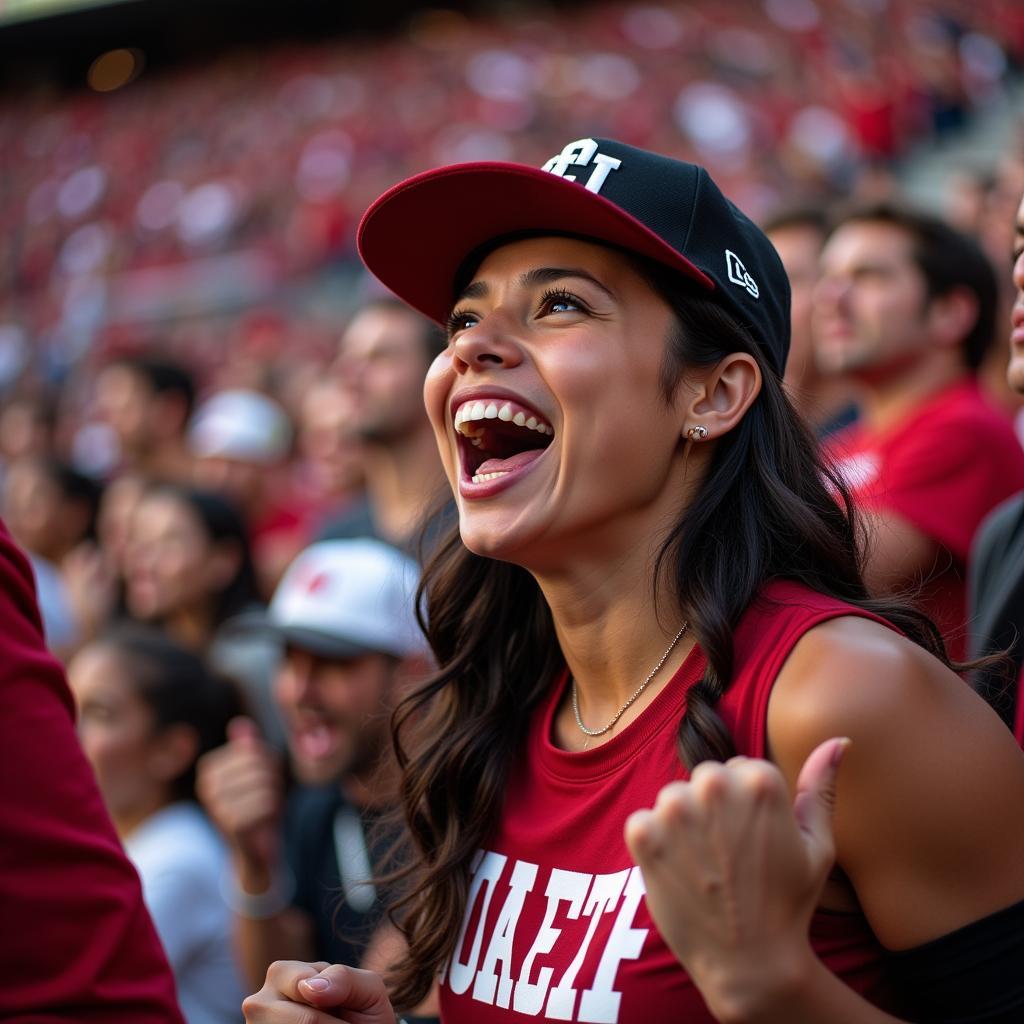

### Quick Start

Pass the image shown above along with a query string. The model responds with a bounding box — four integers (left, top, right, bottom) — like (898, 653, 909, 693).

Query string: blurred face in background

(1009, 192, 1024, 395)
(273, 646, 396, 786)
(2, 458, 66, 561)
(814, 220, 933, 381)
(68, 643, 173, 828)
(299, 380, 364, 497)
(767, 222, 826, 397)
(193, 455, 265, 515)
(335, 306, 431, 444)
(95, 364, 154, 458)
(123, 491, 238, 623)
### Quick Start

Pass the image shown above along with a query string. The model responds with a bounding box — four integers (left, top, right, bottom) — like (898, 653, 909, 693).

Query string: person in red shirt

(0, 520, 184, 1023)
(816, 204, 1024, 659)
(242, 140, 1024, 1024)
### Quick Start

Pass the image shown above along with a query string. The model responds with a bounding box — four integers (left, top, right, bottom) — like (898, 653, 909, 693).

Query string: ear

(681, 353, 762, 442)
(148, 723, 200, 783)
(926, 287, 979, 352)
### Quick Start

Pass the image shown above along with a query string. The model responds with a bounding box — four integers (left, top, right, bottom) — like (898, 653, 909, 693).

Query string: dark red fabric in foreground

(0, 522, 184, 1023)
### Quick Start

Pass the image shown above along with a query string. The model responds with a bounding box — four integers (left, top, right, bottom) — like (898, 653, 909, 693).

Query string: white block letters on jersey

(542, 139, 622, 195)
(440, 850, 649, 1022)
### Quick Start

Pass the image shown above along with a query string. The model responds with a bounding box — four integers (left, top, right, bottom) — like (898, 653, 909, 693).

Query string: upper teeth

(454, 400, 553, 436)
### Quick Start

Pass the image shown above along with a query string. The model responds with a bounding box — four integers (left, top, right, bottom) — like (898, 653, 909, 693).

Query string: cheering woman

(243, 139, 1024, 1023)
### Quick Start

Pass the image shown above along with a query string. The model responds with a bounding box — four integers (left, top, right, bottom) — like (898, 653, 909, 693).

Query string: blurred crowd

(4, 1, 1024, 1022)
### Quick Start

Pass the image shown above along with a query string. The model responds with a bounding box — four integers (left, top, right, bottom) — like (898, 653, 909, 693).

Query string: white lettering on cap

(542, 138, 622, 195)
(725, 249, 759, 298)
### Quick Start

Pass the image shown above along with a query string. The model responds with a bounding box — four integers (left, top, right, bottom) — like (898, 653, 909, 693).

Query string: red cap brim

(357, 161, 714, 326)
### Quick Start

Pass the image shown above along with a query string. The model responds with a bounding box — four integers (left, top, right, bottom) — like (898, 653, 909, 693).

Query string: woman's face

(68, 644, 162, 821)
(424, 236, 693, 567)
(123, 493, 219, 621)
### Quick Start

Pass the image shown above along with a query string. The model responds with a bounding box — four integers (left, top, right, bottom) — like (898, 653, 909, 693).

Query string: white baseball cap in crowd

(188, 388, 292, 464)
(230, 538, 427, 660)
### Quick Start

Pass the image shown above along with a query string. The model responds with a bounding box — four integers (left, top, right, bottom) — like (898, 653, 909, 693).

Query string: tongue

(476, 449, 546, 476)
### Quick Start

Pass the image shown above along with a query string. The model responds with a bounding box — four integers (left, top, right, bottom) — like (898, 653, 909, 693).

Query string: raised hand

(196, 716, 284, 883)
(242, 961, 397, 1024)
(624, 737, 849, 1019)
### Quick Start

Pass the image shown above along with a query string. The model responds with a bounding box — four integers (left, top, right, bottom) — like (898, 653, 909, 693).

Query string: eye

(539, 288, 586, 316)
(446, 308, 479, 338)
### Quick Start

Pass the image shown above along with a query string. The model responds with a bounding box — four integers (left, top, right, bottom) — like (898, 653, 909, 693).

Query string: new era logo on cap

(725, 250, 759, 298)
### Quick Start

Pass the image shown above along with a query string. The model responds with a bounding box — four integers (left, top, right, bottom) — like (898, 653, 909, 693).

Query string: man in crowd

(94, 354, 196, 483)
(196, 538, 430, 994)
(970, 189, 1024, 744)
(318, 298, 448, 553)
(815, 203, 1024, 659)
(762, 205, 855, 435)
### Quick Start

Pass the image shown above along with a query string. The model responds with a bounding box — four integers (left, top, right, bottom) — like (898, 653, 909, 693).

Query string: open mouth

(453, 397, 555, 485)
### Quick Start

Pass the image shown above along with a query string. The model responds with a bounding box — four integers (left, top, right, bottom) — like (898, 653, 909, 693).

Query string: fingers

(296, 963, 391, 1012)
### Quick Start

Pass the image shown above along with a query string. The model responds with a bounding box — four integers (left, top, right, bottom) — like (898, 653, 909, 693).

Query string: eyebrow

(455, 266, 618, 305)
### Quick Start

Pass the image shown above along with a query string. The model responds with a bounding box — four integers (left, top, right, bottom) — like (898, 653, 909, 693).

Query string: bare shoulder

(767, 613, 1024, 949)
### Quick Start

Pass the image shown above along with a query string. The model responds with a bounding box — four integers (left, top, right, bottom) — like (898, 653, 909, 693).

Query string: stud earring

(686, 425, 709, 441)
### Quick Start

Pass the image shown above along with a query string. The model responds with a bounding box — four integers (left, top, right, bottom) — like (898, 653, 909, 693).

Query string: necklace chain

(571, 622, 690, 739)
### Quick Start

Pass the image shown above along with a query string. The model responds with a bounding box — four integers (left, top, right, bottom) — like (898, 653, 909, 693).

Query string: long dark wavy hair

(383, 254, 958, 1010)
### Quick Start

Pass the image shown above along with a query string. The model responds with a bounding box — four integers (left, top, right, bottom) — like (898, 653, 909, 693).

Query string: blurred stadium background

(0, 0, 1022, 472)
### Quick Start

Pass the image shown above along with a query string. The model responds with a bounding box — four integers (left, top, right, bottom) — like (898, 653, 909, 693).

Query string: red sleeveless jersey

(438, 580, 900, 1023)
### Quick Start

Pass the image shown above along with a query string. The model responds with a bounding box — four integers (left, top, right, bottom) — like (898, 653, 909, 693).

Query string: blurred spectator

(122, 483, 281, 743)
(0, 391, 58, 473)
(67, 624, 247, 1024)
(1, 455, 101, 655)
(189, 387, 306, 594)
(94, 355, 196, 483)
(197, 539, 430, 1005)
(292, 377, 365, 536)
(817, 203, 1024, 658)
(762, 204, 856, 435)
(970, 187, 1024, 745)
(0, 521, 184, 1023)
(62, 470, 147, 647)
(2, 455, 101, 568)
(319, 299, 446, 552)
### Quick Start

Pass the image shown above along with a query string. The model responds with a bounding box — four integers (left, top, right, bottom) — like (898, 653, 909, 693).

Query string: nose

(1014, 250, 1024, 293)
(451, 312, 524, 375)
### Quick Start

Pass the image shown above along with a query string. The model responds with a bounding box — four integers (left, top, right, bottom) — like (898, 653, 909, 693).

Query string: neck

(858, 356, 967, 433)
(363, 428, 444, 546)
(535, 537, 694, 746)
(113, 794, 173, 840)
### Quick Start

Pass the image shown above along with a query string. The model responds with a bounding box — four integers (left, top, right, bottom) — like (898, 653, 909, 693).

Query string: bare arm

(626, 617, 1024, 1022)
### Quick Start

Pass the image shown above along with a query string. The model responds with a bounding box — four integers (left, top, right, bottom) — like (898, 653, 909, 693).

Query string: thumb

(791, 736, 850, 875)
(297, 964, 393, 1020)
(227, 716, 262, 745)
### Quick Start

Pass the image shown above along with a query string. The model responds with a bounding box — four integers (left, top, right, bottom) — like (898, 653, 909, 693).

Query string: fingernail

(302, 978, 329, 992)
(831, 737, 851, 767)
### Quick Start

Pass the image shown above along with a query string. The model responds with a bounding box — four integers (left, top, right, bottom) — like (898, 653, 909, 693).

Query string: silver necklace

(571, 622, 690, 740)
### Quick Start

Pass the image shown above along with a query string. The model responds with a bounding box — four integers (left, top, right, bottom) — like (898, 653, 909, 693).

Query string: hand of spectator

(242, 961, 396, 1024)
(624, 738, 849, 1017)
(61, 540, 117, 644)
(196, 716, 285, 882)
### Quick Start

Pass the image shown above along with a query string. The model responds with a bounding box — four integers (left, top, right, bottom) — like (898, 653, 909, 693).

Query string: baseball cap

(229, 539, 427, 660)
(358, 136, 790, 374)
(188, 389, 292, 464)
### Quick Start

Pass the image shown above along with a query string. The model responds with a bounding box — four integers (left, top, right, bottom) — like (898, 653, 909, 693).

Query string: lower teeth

(471, 471, 510, 484)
